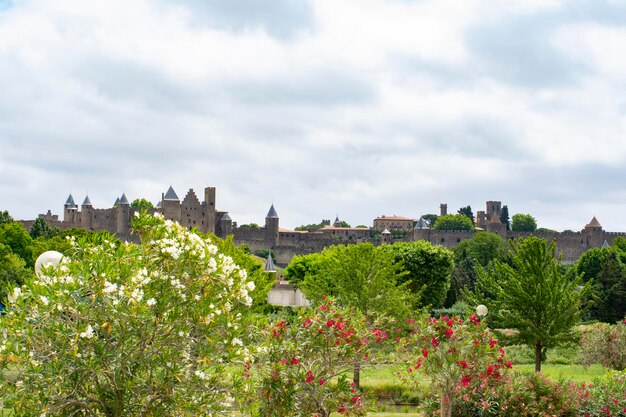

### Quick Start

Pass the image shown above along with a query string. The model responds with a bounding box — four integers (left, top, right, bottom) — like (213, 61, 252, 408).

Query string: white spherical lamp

(35, 251, 64, 277)
(476, 304, 488, 318)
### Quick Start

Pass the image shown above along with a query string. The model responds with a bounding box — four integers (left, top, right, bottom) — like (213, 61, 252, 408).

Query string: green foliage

(380, 241, 454, 309)
(453, 232, 508, 268)
(0, 213, 256, 416)
(433, 214, 473, 231)
(0, 210, 14, 225)
(301, 243, 413, 324)
(0, 222, 34, 267)
(294, 222, 325, 231)
(511, 213, 537, 232)
(130, 197, 154, 211)
(28, 216, 59, 239)
(576, 246, 626, 323)
(465, 236, 591, 372)
(536, 227, 557, 233)
(239, 223, 260, 229)
(499, 205, 510, 231)
(457, 205, 474, 225)
(284, 253, 324, 288)
(254, 248, 274, 259)
(354, 225, 368, 229)
(0, 243, 33, 306)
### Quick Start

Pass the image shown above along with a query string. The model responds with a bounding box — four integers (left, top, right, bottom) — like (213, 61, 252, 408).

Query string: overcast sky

(2, 0, 626, 232)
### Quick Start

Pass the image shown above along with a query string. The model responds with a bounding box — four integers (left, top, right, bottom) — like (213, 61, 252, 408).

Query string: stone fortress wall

(21, 184, 625, 265)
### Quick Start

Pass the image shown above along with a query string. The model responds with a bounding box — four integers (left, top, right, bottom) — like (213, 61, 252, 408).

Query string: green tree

(337, 220, 351, 228)
(465, 236, 591, 372)
(130, 198, 154, 211)
(380, 241, 454, 309)
(433, 214, 474, 231)
(576, 247, 626, 323)
(448, 233, 509, 305)
(0, 243, 33, 306)
(511, 213, 537, 232)
(0, 222, 34, 267)
(301, 243, 412, 387)
(284, 253, 325, 288)
(29, 216, 58, 239)
(499, 205, 510, 231)
(0, 210, 13, 225)
(457, 205, 475, 225)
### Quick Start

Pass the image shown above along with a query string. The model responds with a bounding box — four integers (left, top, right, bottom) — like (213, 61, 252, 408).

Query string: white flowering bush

(0, 213, 255, 416)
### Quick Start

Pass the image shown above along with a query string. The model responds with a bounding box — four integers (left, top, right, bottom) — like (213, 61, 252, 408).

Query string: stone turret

(64, 193, 77, 224)
(219, 212, 233, 236)
(584, 216, 603, 248)
(115, 193, 131, 236)
(440, 203, 448, 216)
(161, 186, 181, 222)
(80, 195, 93, 230)
(265, 204, 280, 247)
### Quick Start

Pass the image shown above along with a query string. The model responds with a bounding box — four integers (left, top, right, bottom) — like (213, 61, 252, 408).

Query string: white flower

(79, 325, 94, 339)
(146, 298, 156, 306)
(102, 281, 117, 294)
(246, 281, 256, 291)
(39, 296, 49, 306)
(7, 287, 22, 304)
(232, 338, 243, 347)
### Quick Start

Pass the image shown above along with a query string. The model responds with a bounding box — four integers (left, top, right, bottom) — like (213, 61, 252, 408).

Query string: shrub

(578, 320, 626, 371)
(0, 213, 255, 416)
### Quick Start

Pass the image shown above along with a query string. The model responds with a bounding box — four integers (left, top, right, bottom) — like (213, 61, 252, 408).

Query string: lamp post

(476, 304, 488, 319)
(34, 250, 64, 277)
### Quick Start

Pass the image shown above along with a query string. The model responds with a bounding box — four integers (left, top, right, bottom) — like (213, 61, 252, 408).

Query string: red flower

(319, 378, 325, 385)
(321, 305, 328, 311)
(458, 360, 468, 369)
(486, 365, 494, 376)
(306, 370, 315, 383)
(302, 317, 312, 327)
(422, 349, 429, 358)
(489, 338, 498, 348)
(461, 376, 471, 386)
(290, 357, 299, 365)
(431, 337, 440, 347)
(445, 327, 454, 338)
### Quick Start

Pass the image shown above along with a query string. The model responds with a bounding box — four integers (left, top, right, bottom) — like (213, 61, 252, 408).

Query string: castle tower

(265, 204, 280, 247)
(584, 216, 603, 248)
(116, 193, 131, 236)
(63, 193, 78, 224)
(333, 214, 341, 228)
(381, 228, 392, 244)
(219, 212, 233, 236)
(161, 186, 181, 222)
(440, 203, 447, 216)
(80, 195, 93, 230)
(203, 187, 217, 234)
(486, 213, 506, 236)
(486, 201, 502, 220)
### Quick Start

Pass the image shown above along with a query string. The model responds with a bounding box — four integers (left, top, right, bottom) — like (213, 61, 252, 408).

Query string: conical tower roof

(119, 193, 130, 205)
(221, 212, 232, 222)
(64, 193, 76, 208)
(82, 195, 92, 206)
(414, 217, 429, 230)
(114, 197, 120, 207)
(585, 216, 602, 229)
(155, 201, 162, 209)
(264, 253, 276, 272)
(164, 186, 179, 201)
(266, 204, 279, 219)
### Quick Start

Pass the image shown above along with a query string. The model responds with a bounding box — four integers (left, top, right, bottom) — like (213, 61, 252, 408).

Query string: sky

(1, 0, 626, 232)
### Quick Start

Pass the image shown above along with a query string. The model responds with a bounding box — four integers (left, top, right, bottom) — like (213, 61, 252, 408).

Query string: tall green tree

(576, 247, 626, 323)
(130, 198, 154, 211)
(284, 253, 325, 288)
(457, 206, 475, 225)
(500, 205, 510, 231)
(511, 213, 537, 232)
(465, 236, 590, 372)
(0, 243, 33, 306)
(421, 214, 438, 227)
(0, 210, 13, 225)
(301, 243, 413, 387)
(29, 216, 58, 239)
(379, 241, 454, 309)
(0, 222, 34, 267)
(448, 232, 509, 305)
(433, 214, 474, 231)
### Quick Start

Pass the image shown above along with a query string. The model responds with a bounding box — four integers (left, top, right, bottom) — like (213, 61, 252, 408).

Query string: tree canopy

(511, 213, 537, 232)
(130, 198, 154, 211)
(465, 236, 590, 372)
(576, 246, 626, 323)
(499, 205, 510, 231)
(379, 241, 454, 309)
(433, 214, 474, 231)
(457, 206, 475, 225)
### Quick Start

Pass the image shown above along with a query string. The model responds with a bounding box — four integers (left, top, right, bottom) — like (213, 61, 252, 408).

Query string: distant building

(373, 215, 415, 232)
